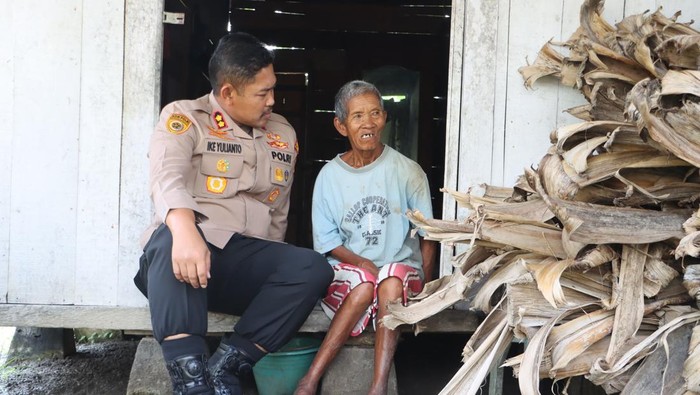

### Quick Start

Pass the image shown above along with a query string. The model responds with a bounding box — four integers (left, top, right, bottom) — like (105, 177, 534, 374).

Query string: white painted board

(74, 0, 125, 305)
(8, 1, 82, 304)
(117, 0, 164, 307)
(440, 0, 466, 276)
(501, 1, 564, 187)
(0, 0, 14, 304)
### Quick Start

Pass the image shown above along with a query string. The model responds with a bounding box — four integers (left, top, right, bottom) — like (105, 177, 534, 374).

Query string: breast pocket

(269, 163, 293, 188)
(194, 153, 244, 198)
(266, 147, 295, 188)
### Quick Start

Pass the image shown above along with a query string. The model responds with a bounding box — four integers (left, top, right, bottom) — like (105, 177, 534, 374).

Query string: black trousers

(135, 224, 333, 351)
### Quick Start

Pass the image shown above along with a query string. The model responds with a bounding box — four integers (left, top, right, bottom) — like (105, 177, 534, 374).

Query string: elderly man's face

(334, 93, 386, 155)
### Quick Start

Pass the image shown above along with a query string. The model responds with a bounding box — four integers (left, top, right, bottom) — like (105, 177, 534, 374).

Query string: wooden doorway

(161, 0, 452, 250)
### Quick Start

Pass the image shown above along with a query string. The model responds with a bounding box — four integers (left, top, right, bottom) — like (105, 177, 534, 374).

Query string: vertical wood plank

(501, 1, 563, 186)
(456, 0, 502, 193)
(8, 1, 82, 304)
(557, 0, 590, 130)
(440, 0, 466, 277)
(0, 0, 14, 303)
(447, 0, 506, 276)
(488, 0, 512, 189)
(118, 0, 165, 306)
(74, 0, 125, 305)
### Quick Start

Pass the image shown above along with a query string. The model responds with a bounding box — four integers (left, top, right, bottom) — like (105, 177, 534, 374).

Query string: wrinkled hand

(167, 209, 211, 288)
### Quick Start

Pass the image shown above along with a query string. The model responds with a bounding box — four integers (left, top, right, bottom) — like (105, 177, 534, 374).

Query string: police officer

(134, 32, 333, 395)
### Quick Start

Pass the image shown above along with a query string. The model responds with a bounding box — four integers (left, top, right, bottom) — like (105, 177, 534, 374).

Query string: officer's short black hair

(208, 32, 275, 93)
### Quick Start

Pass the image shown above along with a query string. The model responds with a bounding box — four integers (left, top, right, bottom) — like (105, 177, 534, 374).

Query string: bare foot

(294, 375, 318, 395)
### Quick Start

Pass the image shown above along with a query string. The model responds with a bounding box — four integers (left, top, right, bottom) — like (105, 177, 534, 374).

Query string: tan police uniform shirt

(140, 92, 298, 249)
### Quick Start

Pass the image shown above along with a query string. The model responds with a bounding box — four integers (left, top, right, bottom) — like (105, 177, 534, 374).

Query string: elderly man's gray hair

(334, 80, 384, 122)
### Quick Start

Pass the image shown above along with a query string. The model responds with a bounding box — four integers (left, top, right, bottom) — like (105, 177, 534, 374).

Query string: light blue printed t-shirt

(311, 145, 434, 277)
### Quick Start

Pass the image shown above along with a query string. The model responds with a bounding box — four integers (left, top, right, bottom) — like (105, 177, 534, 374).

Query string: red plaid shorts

(321, 262, 423, 336)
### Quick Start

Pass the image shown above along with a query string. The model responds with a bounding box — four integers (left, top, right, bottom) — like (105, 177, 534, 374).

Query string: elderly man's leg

(294, 282, 374, 395)
(369, 277, 403, 395)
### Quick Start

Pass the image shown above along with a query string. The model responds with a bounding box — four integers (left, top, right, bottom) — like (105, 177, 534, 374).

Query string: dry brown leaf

(438, 314, 513, 395)
(519, 42, 565, 88)
(531, 169, 689, 244)
(606, 245, 648, 365)
(590, 312, 700, 388)
(656, 34, 700, 69)
(528, 258, 576, 308)
(684, 324, 700, 392)
(627, 77, 700, 168)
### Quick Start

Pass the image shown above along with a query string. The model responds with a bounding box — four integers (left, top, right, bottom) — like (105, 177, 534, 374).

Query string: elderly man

(295, 80, 437, 395)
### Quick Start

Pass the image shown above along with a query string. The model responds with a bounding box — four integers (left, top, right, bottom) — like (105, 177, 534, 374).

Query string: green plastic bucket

(252, 336, 322, 395)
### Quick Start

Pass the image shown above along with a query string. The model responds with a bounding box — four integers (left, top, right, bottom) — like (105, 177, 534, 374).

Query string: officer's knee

(298, 249, 333, 290)
(312, 251, 334, 286)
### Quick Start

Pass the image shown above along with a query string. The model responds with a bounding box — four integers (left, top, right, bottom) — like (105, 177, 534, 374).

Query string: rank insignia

(266, 132, 281, 141)
(274, 167, 284, 182)
(267, 140, 289, 149)
(266, 131, 289, 149)
(166, 113, 192, 135)
(216, 159, 230, 173)
(294, 140, 299, 153)
(213, 111, 228, 129)
(206, 176, 227, 194)
(208, 127, 234, 140)
(267, 188, 280, 203)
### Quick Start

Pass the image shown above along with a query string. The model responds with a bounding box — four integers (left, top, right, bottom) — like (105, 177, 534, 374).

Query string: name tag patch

(207, 141, 242, 154)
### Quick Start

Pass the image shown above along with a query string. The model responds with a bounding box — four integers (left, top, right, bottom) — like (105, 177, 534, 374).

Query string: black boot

(165, 354, 215, 395)
(208, 342, 255, 395)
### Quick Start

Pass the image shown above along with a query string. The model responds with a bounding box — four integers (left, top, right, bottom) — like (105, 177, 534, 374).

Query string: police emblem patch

(166, 113, 192, 135)
(206, 176, 227, 194)
(216, 159, 230, 173)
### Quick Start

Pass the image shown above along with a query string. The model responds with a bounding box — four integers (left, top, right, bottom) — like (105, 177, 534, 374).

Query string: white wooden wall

(441, 0, 700, 275)
(0, 0, 161, 307)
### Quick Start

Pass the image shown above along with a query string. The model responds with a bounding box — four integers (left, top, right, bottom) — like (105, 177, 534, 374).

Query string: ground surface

(0, 333, 466, 395)
(0, 338, 139, 395)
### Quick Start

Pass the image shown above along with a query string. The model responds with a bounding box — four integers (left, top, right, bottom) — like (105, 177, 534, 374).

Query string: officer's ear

(219, 83, 240, 104)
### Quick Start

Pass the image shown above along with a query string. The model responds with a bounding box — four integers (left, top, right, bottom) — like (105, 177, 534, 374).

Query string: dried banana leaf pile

(384, 1, 700, 393)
